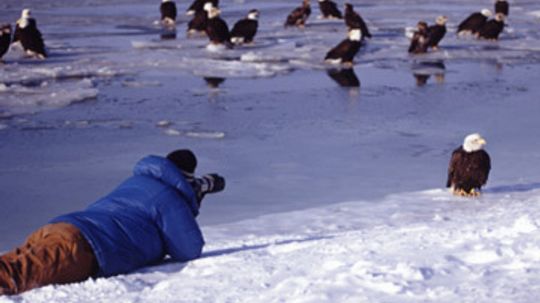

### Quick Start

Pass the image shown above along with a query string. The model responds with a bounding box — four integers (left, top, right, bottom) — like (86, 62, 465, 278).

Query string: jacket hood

(133, 155, 199, 216)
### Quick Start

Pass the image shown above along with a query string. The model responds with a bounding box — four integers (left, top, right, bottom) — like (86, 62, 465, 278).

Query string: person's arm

(156, 192, 204, 262)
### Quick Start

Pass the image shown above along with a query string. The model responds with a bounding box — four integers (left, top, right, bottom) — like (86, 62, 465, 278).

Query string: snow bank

(3, 187, 540, 302)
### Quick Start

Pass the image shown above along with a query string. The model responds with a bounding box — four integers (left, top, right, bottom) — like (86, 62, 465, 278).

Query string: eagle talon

(452, 188, 481, 197)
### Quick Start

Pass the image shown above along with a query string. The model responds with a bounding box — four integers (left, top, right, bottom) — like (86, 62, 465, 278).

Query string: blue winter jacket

(51, 155, 204, 277)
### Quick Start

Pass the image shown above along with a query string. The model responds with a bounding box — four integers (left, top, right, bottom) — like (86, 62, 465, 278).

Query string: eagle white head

(21, 8, 32, 19)
(348, 29, 362, 41)
(481, 9, 493, 17)
(203, 2, 214, 12)
(436, 15, 448, 26)
(247, 9, 259, 20)
(463, 133, 487, 152)
(208, 6, 221, 19)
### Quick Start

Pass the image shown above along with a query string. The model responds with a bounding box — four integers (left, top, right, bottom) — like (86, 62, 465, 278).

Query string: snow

(2, 188, 540, 302)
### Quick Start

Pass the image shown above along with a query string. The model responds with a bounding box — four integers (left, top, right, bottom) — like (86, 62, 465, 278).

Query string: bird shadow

(485, 182, 540, 194)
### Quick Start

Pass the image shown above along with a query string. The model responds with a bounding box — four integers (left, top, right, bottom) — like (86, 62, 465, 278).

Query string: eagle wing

(325, 39, 348, 60)
(446, 149, 461, 188)
(207, 18, 230, 43)
(427, 25, 446, 47)
(286, 7, 304, 26)
(458, 13, 486, 33)
(231, 19, 257, 41)
(476, 150, 491, 186)
(321, 2, 342, 18)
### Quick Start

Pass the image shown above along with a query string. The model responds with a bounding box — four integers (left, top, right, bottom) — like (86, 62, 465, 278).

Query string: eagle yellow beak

(479, 138, 487, 145)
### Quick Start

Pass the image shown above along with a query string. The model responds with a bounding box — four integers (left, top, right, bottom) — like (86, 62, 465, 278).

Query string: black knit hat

(166, 149, 197, 175)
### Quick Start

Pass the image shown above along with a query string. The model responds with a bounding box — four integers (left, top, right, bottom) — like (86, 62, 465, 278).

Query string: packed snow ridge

(3, 186, 540, 302)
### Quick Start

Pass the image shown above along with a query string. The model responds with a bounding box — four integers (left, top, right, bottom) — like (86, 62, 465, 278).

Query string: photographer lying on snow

(0, 149, 225, 295)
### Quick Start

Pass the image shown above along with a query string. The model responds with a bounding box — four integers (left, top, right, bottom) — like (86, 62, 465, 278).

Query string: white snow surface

(3, 187, 540, 302)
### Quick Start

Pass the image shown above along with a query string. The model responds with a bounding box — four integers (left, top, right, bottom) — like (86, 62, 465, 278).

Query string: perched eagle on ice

(447, 133, 491, 197)
(13, 9, 47, 59)
(285, 0, 311, 28)
(205, 6, 232, 48)
(325, 28, 362, 67)
(187, 2, 213, 36)
(318, 0, 342, 19)
(427, 16, 448, 50)
(408, 21, 429, 54)
(477, 13, 505, 40)
(230, 9, 259, 45)
(0, 24, 11, 62)
(160, 0, 177, 26)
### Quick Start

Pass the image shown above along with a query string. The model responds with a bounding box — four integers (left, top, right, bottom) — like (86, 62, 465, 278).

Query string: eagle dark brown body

(447, 147, 491, 195)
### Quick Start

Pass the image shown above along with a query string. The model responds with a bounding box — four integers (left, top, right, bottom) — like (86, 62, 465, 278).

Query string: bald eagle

(447, 133, 491, 197)
(205, 6, 232, 48)
(427, 16, 447, 50)
(160, 0, 177, 26)
(408, 21, 429, 54)
(318, 0, 342, 19)
(285, 0, 311, 28)
(230, 9, 259, 45)
(325, 29, 363, 67)
(13, 9, 47, 59)
(478, 13, 505, 41)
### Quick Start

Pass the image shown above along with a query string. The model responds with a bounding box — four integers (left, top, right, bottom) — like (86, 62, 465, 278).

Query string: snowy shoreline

(2, 187, 540, 302)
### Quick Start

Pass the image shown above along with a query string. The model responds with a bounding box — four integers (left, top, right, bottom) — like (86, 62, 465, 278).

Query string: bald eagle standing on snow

(447, 133, 491, 197)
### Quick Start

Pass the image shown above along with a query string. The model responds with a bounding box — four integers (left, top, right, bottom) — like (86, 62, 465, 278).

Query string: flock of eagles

(0, 0, 504, 197)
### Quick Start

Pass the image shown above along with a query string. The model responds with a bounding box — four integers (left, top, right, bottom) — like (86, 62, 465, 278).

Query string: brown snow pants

(0, 223, 98, 295)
